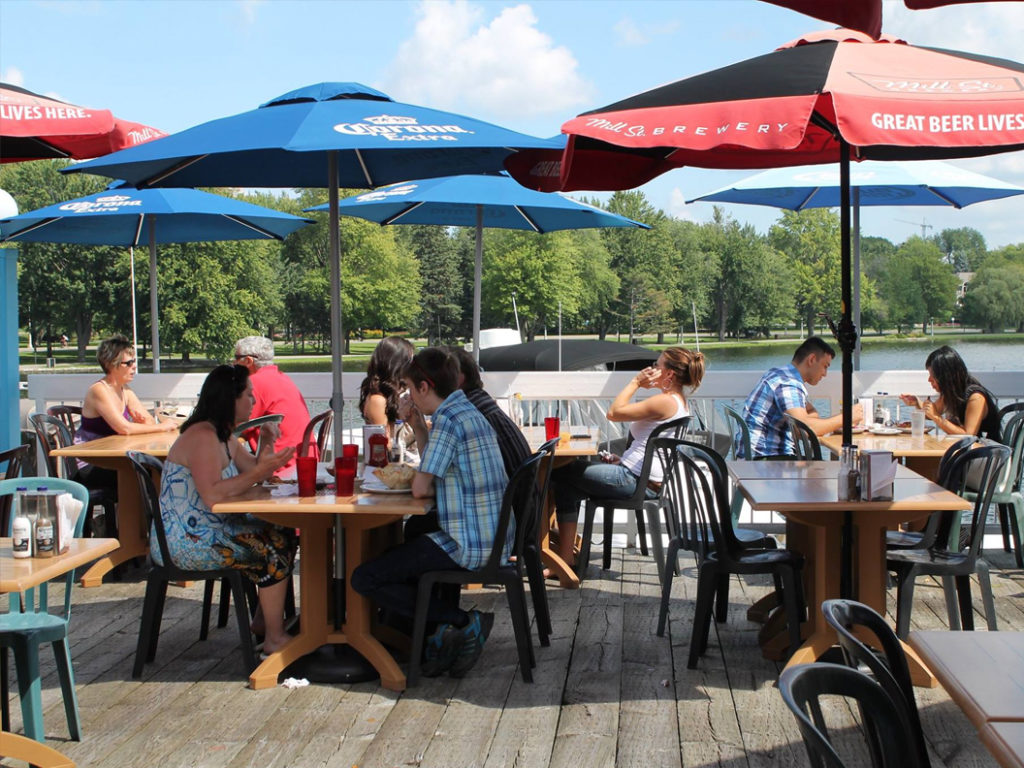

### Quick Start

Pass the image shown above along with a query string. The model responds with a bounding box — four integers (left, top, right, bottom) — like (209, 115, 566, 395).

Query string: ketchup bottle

(367, 431, 389, 468)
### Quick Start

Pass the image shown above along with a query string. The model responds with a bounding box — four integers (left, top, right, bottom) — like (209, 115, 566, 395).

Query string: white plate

(869, 427, 901, 435)
(362, 485, 412, 495)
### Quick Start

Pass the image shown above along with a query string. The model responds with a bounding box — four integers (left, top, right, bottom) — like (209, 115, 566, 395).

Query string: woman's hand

(634, 366, 662, 389)
(255, 445, 294, 480)
(256, 422, 282, 457)
(922, 398, 938, 421)
(598, 450, 621, 464)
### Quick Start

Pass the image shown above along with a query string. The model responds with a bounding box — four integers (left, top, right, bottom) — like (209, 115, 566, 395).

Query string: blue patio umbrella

(0, 185, 313, 370)
(687, 160, 1024, 365)
(307, 172, 650, 358)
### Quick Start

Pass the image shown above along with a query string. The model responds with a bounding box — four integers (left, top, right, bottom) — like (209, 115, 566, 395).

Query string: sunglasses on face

(118, 359, 137, 368)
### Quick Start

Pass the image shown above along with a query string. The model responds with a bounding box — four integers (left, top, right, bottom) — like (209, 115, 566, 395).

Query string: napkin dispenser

(859, 450, 896, 501)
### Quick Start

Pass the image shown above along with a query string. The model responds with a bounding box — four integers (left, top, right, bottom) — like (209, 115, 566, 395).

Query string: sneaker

(420, 622, 463, 677)
(449, 610, 495, 678)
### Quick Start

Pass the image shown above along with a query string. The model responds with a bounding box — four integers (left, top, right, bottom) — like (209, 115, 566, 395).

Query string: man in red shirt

(234, 336, 314, 472)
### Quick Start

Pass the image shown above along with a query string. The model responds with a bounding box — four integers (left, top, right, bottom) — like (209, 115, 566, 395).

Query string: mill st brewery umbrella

(1, 82, 165, 162)
(508, 28, 1024, 444)
(688, 159, 1024, 365)
(0, 185, 313, 371)
(65, 82, 557, 682)
(307, 172, 649, 359)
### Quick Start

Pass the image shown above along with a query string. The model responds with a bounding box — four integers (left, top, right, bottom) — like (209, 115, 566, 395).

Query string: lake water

(705, 337, 1024, 372)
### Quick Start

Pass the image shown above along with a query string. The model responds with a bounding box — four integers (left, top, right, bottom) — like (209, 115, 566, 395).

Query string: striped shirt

(422, 389, 510, 569)
(741, 363, 807, 458)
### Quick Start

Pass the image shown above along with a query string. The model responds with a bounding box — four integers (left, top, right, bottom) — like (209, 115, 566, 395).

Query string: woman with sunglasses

(73, 335, 178, 495)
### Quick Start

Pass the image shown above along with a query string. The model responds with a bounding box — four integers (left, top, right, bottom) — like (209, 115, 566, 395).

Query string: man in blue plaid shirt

(739, 337, 862, 458)
(352, 347, 508, 677)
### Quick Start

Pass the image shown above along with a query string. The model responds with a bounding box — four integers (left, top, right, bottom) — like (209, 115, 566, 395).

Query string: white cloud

(382, 0, 594, 121)
(2, 67, 24, 87)
(668, 187, 699, 221)
(614, 18, 648, 47)
(883, 3, 1023, 61)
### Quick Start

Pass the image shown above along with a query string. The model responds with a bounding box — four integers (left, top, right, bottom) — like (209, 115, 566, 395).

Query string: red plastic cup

(296, 456, 317, 497)
(335, 467, 356, 496)
(544, 416, 561, 441)
(342, 443, 359, 458)
(335, 456, 357, 476)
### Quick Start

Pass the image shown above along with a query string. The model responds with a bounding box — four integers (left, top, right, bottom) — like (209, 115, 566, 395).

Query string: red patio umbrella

(0, 82, 165, 163)
(762, 0, 1019, 39)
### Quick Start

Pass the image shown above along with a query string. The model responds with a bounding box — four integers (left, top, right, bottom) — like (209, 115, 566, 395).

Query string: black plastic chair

(299, 409, 333, 459)
(656, 443, 804, 669)
(0, 443, 30, 534)
(29, 413, 116, 539)
(524, 438, 559, 647)
(998, 401, 1024, 423)
(46, 405, 82, 440)
(782, 414, 823, 460)
(887, 442, 1010, 639)
(978, 411, 1024, 566)
(779, 662, 924, 768)
(125, 451, 257, 679)
(407, 452, 544, 687)
(821, 599, 931, 768)
(577, 416, 690, 578)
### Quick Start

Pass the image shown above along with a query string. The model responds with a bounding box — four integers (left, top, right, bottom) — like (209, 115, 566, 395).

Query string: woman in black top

(901, 345, 1001, 442)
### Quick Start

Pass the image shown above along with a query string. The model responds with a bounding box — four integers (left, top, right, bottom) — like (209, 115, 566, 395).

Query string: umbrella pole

(853, 190, 862, 371)
(473, 206, 483, 361)
(149, 219, 161, 374)
(839, 140, 857, 602)
(328, 151, 347, 629)
(129, 246, 139, 359)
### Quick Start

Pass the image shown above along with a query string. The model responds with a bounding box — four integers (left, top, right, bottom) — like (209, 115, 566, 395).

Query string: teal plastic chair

(965, 411, 1024, 567)
(1, 477, 90, 742)
(722, 405, 752, 523)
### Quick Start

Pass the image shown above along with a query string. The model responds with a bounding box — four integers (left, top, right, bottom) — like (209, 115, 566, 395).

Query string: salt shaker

(838, 445, 860, 501)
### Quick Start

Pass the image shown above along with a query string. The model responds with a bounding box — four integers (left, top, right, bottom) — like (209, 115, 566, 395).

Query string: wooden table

(1, 537, 119, 768)
(819, 431, 963, 480)
(522, 426, 599, 590)
(51, 432, 178, 586)
(213, 487, 429, 692)
(727, 461, 970, 686)
(909, 631, 1024, 768)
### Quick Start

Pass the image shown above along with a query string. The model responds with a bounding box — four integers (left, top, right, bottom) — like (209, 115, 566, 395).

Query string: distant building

(956, 272, 974, 302)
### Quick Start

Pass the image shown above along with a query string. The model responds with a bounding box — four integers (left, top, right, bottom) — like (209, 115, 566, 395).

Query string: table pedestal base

(284, 644, 380, 684)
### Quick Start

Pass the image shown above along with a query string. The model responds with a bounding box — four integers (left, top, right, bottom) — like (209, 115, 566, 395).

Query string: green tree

(768, 208, 842, 334)
(860, 235, 897, 283)
(0, 159, 119, 358)
(569, 228, 619, 340)
(482, 230, 581, 342)
(960, 255, 1024, 332)
(396, 226, 463, 345)
(933, 226, 987, 272)
(881, 237, 958, 332)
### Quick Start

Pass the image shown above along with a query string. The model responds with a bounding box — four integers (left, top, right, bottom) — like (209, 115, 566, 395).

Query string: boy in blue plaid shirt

(351, 347, 508, 677)
(740, 337, 862, 458)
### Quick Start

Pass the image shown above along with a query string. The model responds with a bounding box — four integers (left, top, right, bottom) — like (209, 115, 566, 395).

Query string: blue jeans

(552, 459, 644, 523)
(350, 534, 468, 626)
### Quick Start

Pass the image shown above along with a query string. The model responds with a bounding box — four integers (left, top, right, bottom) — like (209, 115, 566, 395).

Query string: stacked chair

(977, 410, 1024, 567)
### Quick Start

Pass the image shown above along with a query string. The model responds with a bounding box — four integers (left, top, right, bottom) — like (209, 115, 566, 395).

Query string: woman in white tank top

(550, 347, 706, 567)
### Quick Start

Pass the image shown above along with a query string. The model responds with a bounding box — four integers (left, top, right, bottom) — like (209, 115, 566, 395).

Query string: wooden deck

(4, 545, 1022, 768)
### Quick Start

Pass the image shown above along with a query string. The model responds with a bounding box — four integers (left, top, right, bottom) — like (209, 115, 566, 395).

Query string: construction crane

(897, 218, 934, 238)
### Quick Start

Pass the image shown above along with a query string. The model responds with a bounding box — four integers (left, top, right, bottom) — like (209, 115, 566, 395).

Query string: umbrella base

(282, 644, 380, 684)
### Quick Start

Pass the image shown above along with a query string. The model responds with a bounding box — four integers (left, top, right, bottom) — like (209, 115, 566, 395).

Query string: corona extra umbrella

(0, 185, 312, 370)
(1, 82, 164, 162)
(307, 172, 649, 358)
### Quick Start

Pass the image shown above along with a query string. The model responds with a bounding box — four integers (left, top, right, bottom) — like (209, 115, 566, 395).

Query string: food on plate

(265, 475, 291, 485)
(372, 463, 416, 489)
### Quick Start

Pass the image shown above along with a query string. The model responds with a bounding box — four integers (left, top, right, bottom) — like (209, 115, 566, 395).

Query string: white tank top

(620, 393, 689, 483)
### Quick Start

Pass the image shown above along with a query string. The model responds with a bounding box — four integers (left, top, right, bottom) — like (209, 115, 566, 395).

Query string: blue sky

(3, 0, 1024, 248)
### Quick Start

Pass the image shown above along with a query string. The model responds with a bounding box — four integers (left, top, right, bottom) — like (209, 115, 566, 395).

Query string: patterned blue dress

(157, 458, 296, 586)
